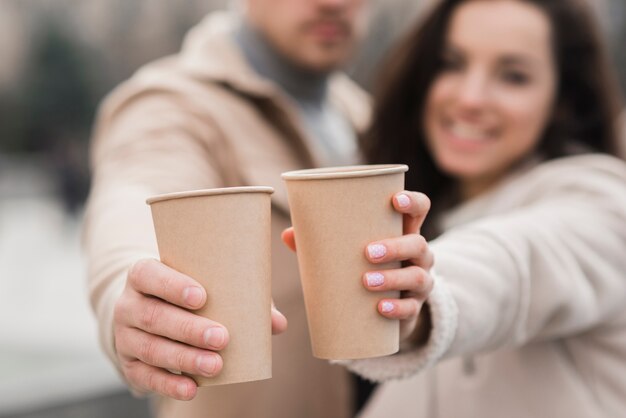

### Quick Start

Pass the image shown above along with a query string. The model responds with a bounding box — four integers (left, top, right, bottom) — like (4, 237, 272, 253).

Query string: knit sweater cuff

(335, 273, 458, 381)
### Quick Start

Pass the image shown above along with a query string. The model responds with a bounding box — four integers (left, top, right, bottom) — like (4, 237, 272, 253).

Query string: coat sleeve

(342, 158, 626, 381)
(83, 87, 228, 372)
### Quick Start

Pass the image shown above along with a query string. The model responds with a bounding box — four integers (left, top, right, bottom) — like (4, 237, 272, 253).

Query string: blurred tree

(0, 19, 96, 212)
(18, 20, 96, 153)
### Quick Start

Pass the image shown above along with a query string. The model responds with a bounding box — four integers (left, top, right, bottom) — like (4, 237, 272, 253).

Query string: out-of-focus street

(0, 157, 147, 417)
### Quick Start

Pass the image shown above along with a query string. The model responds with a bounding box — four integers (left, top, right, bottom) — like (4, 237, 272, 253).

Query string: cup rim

(281, 164, 408, 181)
(146, 186, 274, 205)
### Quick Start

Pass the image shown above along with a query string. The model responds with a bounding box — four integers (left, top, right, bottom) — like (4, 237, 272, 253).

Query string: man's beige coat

(84, 12, 369, 418)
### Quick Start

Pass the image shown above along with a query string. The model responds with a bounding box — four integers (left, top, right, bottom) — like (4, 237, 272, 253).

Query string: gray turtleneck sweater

(234, 20, 359, 167)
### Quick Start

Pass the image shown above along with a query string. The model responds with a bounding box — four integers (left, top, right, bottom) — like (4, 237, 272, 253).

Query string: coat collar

(178, 12, 370, 214)
(178, 11, 370, 133)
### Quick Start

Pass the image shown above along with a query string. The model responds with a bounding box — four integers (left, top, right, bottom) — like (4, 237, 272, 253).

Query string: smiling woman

(422, 0, 557, 198)
(342, 1, 626, 417)
(365, 0, 624, 226)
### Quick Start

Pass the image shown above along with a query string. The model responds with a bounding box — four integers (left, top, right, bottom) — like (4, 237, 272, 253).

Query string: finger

(366, 234, 434, 268)
(118, 327, 223, 378)
(377, 298, 423, 321)
(128, 259, 207, 310)
(281, 228, 296, 252)
(363, 266, 433, 297)
(126, 294, 228, 350)
(122, 359, 198, 401)
(271, 303, 288, 335)
(392, 192, 431, 235)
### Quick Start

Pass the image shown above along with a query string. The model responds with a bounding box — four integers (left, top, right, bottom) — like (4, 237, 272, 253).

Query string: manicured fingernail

(204, 327, 226, 348)
(366, 272, 385, 287)
(183, 286, 204, 307)
(381, 301, 395, 313)
(177, 383, 189, 398)
(367, 244, 387, 259)
(396, 194, 410, 208)
(196, 355, 218, 376)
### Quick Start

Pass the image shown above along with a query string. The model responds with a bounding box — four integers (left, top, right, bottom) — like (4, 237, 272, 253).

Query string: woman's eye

(501, 70, 530, 85)
(440, 54, 463, 72)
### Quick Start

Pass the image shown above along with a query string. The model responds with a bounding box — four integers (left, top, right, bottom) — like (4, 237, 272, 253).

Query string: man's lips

(306, 20, 349, 42)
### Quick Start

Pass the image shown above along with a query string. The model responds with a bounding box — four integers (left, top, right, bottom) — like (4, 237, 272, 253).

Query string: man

(84, 0, 370, 417)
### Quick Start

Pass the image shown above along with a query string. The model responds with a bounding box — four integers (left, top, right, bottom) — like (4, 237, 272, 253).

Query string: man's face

(245, 0, 368, 73)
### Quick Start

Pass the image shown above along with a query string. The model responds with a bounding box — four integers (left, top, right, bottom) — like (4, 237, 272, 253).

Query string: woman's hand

(113, 259, 287, 400)
(281, 191, 434, 343)
(362, 191, 434, 342)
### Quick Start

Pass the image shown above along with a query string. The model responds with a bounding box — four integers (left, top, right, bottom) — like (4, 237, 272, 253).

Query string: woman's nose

(455, 69, 490, 111)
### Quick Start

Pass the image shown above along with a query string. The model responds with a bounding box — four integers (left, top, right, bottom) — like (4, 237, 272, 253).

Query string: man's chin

(294, 50, 350, 74)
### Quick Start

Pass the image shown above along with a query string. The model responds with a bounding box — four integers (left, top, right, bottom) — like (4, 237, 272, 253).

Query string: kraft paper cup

(146, 187, 273, 386)
(282, 165, 408, 360)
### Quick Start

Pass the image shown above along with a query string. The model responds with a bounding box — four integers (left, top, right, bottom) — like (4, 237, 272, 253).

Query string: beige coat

(84, 12, 369, 418)
(344, 154, 626, 418)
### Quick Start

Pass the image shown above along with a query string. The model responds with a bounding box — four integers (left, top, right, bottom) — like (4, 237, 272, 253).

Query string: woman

(282, 0, 626, 416)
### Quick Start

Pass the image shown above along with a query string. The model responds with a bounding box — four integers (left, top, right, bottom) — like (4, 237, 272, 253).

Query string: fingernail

(366, 272, 385, 287)
(204, 327, 226, 348)
(183, 286, 204, 307)
(381, 301, 395, 313)
(177, 383, 189, 398)
(196, 355, 218, 376)
(367, 244, 387, 259)
(396, 194, 410, 208)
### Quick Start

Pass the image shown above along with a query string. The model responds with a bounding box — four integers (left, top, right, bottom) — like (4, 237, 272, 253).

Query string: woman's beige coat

(345, 154, 626, 418)
(84, 12, 369, 418)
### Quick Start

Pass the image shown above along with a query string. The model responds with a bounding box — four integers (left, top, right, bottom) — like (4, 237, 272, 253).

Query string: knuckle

(139, 298, 162, 331)
(408, 235, 428, 258)
(174, 348, 189, 372)
(423, 273, 435, 293)
(114, 326, 129, 353)
(145, 369, 160, 393)
(417, 268, 428, 288)
(426, 251, 434, 262)
(406, 264, 422, 276)
(179, 317, 198, 343)
(418, 193, 431, 211)
(160, 272, 177, 299)
(407, 265, 424, 287)
(123, 360, 142, 386)
(406, 299, 421, 317)
(165, 380, 179, 399)
(138, 335, 159, 365)
(427, 252, 435, 269)
(128, 259, 151, 284)
(416, 235, 428, 252)
(113, 296, 129, 324)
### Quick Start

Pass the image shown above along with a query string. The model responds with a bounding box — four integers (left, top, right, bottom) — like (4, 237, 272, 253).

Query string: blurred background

(0, 0, 624, 417)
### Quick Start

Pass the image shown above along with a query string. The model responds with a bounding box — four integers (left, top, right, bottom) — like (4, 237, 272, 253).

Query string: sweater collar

(234, 20, 329, 104)
(177, 11, 370, 136)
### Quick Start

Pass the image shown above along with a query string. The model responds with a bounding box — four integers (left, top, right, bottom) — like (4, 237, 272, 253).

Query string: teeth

(449, 122, 489, 141)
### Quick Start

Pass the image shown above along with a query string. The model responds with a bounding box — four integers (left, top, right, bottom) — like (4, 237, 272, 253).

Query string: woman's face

(424, 0, 557, 196)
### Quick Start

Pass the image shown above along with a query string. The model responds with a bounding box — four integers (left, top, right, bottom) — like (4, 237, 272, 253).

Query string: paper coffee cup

(147, 187, 273, 386)
(282, 165, 408, 360)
